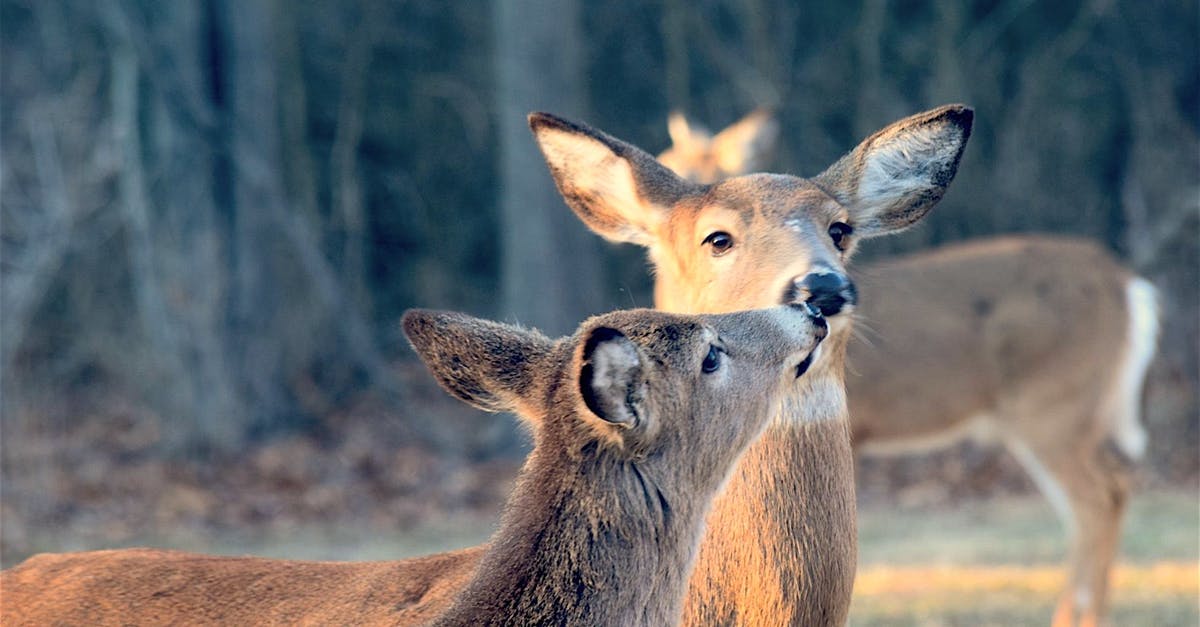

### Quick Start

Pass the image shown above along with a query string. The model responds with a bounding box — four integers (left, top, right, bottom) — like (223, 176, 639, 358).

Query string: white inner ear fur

(857, 122, 958, 212)
(537, 128, 660, 242)
(590, 339, 641, 400)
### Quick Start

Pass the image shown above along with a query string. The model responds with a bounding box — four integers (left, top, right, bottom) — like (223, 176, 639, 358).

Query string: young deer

(661, 112, 1160, 627)
(529, 105, 973, 625)
(2, 305, 827, 626)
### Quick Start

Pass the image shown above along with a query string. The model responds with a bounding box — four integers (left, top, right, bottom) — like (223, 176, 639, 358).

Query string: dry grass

(850, 489, 1199, 625)
(851, 562, 1197, 625)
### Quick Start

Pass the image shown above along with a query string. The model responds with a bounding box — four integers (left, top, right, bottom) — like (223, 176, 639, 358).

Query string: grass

(7, 488, 1196, 624)
(850, 490, 1200, 625)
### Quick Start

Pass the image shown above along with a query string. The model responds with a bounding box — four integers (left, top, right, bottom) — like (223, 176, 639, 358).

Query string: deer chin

(795, 346, 818, 378)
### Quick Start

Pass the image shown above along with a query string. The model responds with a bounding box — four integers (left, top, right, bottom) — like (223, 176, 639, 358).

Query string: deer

(1, 304, 827, 626)
(528, 105, 974, 624)
(656, 108, 779, 184)
(2, 106, 972, 626)
(657, 111, 1160, 627)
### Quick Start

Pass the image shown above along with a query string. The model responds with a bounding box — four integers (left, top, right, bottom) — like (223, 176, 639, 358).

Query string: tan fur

(848, 236, 1152, 627)
(529, 105, 972, 626)
(662, 113, 1158, 626)
(2, 306, 826, 626)
(657, 109, 779, 183)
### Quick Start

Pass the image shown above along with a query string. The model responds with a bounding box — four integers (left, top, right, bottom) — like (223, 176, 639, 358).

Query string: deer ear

(667, 111, 711, 148)
(529, 112, 701, 246)
(814, 104, 973, 238)
(711, 109, 779, 176)
(577, 326, 647, 430)
(402, 309, 553, 420)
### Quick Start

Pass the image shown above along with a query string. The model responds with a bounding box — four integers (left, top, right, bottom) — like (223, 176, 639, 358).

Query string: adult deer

(3, 107, 971, 626)
(2, 305, 827, 626)
(530, 104, 973, 625)
(659, 111, 1160, 627)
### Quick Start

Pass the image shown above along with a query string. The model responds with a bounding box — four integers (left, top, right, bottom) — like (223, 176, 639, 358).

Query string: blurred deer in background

(2, 305, 827, 626)
(532, 104, 973, 625)
(656, 109, 779, 184)
(660, 110, 1160, 627)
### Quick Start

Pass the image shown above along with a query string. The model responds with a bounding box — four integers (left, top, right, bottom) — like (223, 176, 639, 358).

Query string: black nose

(794, 271, 857, 316)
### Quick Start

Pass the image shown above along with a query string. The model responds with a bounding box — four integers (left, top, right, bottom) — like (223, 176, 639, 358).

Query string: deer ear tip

(942, 104, 974, 132)
(401, 308, 437, 339)
(528, 111, 571, 134)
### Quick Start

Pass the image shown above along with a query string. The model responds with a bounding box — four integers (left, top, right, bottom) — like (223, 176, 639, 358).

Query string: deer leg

(1006, 435, 1132, 627)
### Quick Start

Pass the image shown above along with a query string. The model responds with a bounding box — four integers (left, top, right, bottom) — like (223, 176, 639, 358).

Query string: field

(12, 488, 1192, 625)
(850, 490, 1199, 625)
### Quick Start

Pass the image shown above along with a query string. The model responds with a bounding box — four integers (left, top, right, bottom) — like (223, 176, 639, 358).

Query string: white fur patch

(537, 128, 654, 242)
(858, 125, 958, 214)
(1109, 277, 1158, 460)
(591, 339, 640, 391)
(777, 376, 846, 424)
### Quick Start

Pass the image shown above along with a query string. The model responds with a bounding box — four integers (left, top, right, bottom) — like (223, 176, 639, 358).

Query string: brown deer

(529, 105, 973, 624)
(659, 112, 1160, 627)
(1, 305, 827, 626)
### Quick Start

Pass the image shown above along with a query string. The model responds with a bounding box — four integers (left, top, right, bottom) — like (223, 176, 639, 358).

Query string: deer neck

(681, 334, 858, 626)
(435, 443, 708, 627)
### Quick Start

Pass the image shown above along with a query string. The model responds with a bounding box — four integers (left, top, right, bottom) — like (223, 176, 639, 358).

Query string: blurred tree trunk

(331, 0, 384, 315)
(493, 0, 604, 336)
(101, 0, 243, 451)
(215, 0, 399, 439)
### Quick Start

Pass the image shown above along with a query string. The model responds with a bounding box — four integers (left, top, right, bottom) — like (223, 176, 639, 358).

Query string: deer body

(2, 306, 826, 626)
(529, 105, 974, 626)
(660, 112, 1159, 626)
(847, 235, 1157, 626)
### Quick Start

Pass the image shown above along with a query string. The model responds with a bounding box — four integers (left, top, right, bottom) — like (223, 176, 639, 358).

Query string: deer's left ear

(814, 104, 973, 238)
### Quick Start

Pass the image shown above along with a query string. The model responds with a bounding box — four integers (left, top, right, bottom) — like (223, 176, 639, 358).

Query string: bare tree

(493, 0, 605, 336)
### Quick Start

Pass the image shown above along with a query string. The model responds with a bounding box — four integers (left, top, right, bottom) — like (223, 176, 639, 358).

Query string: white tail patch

(1109, 276, 1159, 460)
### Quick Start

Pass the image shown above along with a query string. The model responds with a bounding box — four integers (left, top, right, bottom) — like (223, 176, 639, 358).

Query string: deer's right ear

(577, 326, 649, 437)
(402, 309, 553, 419)
(711, 109, 779, 176)
(529, 112, 701, 246)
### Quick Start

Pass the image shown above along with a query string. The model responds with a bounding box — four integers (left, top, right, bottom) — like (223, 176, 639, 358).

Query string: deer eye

(701, 345, 723, 374)
(828, 222, 853, 250)
(702, 231, 734, 256)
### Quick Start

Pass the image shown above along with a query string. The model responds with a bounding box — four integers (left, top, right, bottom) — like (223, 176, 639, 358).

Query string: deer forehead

(684, 176, 845, 232)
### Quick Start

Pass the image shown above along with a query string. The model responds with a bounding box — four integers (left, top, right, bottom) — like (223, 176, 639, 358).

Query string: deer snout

(787, 301, 828, 338)
(778, 303, 826, 378)
(789, 270, 857, 317)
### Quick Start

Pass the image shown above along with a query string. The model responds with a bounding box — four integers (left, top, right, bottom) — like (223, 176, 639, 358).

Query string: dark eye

(702, 231, 734, 256)
(701, 345, 722, 374)
(828, 222, 853, 250)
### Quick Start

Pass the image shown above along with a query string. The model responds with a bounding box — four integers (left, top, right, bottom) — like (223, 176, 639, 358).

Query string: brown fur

(529, 105, 973, 626)
(661, 113, 1155, 626)
(848, 236, 1150, 627)
(2, 306, 825, 626)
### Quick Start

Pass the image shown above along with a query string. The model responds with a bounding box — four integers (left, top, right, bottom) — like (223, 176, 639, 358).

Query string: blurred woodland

(1, 0, 1197, 563)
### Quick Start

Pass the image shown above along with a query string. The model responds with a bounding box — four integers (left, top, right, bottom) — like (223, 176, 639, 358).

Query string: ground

(2, 392, 1197, 623)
